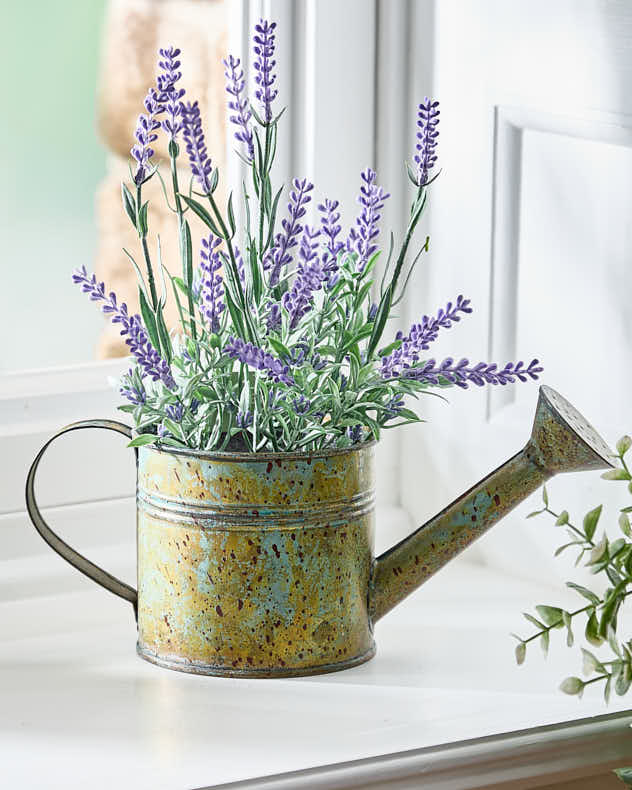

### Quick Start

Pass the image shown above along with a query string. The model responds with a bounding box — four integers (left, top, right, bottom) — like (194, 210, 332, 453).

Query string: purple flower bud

(223, 54, 254, 160)
(165, 401, 184, 422)
(236, 409, 253, 428)
(414, 98, 440, 186)
(266, 303, 282, 333)
(131, 87, 164, 186)
(119, 369, 146, 406)
(318, 198, 344, 287)
(346, 424, 364, 444)
(282, 226, 324, 330)
(293, 395, 310, 415)
(368, 302, 378, 322)
(396, 357, 543, 388)
(266, 178, 313, 286)
(384, 395, 404, 419)
(253, 19, 278, 123)
(182, 101, 213, 194)
(348, 168, 390, 273)
(72, 266, 175, 389)
(223, 336, 294, 385)
(157, 46, 185, 142)
(380, 295, 472, 378)
(199, 234, 225, 333)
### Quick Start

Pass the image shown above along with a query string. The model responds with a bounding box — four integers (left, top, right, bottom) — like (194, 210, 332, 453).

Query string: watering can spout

(369, 386, 617, 623)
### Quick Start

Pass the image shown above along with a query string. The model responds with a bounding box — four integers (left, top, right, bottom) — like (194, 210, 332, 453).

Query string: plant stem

(136, 184, 159, 309)
(170, 146, 197, 343)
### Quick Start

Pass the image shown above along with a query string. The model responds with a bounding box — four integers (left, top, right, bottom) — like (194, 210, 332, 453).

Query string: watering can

(25, 385, 615, 677)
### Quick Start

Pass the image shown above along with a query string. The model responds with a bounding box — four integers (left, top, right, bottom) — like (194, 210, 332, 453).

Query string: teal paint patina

(25, 387, 617, 678)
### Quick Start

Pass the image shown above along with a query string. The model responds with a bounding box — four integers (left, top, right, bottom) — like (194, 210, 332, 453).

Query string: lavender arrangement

(74, 20, 541, 452)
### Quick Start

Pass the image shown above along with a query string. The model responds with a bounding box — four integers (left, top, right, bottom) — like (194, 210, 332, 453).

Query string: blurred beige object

(95, 0, 227, 359)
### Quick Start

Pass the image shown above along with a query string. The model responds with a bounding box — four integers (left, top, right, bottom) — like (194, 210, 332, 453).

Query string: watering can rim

(537, 384, 617, 468)
(136, 435, 377, 463)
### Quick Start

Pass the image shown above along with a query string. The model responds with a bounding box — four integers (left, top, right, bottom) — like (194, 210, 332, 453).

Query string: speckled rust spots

(136, 442, 376, 677)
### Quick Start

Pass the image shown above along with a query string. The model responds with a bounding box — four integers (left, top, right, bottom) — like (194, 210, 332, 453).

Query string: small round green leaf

(560, 676, 584, 695)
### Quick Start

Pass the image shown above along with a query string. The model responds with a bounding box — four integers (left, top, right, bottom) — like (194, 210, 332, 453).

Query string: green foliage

(512, 437, 632, 707)
(117, 87, 436, 453)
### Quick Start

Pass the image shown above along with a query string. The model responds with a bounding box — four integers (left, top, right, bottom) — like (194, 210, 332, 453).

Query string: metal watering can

(26, 386, 615, 677)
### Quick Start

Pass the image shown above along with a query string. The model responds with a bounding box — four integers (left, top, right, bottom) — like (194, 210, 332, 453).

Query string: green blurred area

(1, 0, 108, 371)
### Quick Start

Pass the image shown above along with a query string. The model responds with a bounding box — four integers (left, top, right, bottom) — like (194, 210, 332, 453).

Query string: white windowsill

(2, 551, 630, 789)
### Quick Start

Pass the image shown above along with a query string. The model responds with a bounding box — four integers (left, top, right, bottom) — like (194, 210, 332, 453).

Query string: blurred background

(1, 0, 228, 371)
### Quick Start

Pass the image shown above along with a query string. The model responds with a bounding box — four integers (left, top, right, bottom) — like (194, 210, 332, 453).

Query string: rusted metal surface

(368, 385, 617, 622)
(25, 386, 616, 678)
(136, 443, 376, 677)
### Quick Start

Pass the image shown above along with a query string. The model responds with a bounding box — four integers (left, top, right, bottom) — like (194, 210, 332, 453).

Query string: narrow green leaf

(227, 191, 236, 237)
(523, 612, 546, 630)
(583, 504, 602, 541)
(366, 284, 392, 360)
(601, 468, 631, 481)
(581, 648, 603, 676)
(540, 630, 550, 657)
(127, 434, 158, 448)
(616, 435, 632, 456)
(121, 183, 136, 226)
(180, 195, 224, 237)
(515, 642, 526, 665)
(155, 304, 172, 364)
(620, 513, 632, 537)
(267, 337, 290, 360)
(555, 510, 569, 526)
(566, 581, 600, 605)
(615, 662, 632, 696)
(139, 288, 161, 353)
(542, 485, 549, 506)
(138, 201, 149, 236)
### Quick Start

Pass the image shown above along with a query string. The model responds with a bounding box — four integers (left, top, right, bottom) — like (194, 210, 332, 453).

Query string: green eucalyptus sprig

(513, 435, 632, 703)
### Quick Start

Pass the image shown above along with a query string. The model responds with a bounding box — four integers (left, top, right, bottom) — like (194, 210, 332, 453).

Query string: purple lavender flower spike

(199, 234, 225, 333)
(266, 303, 282, 333)
(282, 226, 324, 330)
(157, 46, 185, 142)
(348, 168, 390, 273)
(380, 295, 473, 378)
(253, 19, 278, 122)
(266, 178, 313, 287)
(224, 336, 294, 385)
(414, 98, 440, 186)
(223, 54, 254, 160)
(72, 265, 175, 390)
(318, 198, 344, 286)
(131, 87, 164, 185)
(395, 357, 543, 388)
(165, 401, 184, 422)
(182, 101, 213, 193)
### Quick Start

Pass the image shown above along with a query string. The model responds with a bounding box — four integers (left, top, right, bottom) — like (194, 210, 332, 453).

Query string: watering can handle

(25, 419, 138, 618)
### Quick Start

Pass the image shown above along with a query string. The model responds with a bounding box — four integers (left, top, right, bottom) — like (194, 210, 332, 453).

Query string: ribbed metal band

(136, 488, 375, 528)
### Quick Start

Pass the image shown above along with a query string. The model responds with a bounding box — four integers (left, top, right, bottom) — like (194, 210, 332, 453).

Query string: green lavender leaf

(139, 288, 161, 354)
(127, 434, 158, 448)
(121, 183, 136, 226)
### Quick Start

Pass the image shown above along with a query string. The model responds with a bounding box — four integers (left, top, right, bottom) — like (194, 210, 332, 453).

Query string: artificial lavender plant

(73, 19, 542, 452)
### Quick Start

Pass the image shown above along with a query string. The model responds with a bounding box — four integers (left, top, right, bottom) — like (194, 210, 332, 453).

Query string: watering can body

(25, 386, 616, 677)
